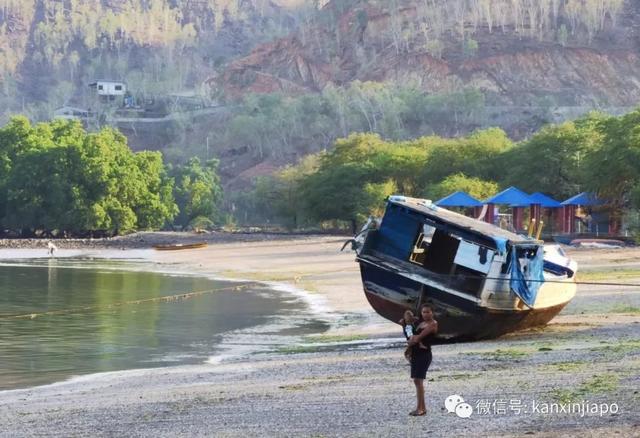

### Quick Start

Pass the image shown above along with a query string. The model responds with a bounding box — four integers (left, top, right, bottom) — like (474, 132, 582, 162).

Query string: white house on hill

(89, 80, 126, 97)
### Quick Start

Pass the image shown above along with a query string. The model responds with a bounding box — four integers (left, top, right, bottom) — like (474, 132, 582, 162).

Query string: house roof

(435, 191, 483, 208)
(90, 79, 125, 83)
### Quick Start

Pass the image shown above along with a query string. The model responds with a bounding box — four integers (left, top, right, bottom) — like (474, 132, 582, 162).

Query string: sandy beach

(1, 234, 639, 437)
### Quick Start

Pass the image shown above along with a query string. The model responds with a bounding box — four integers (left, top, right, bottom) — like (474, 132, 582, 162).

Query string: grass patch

(276, 334, 372, 355)
(551, 389, 576, 404)
(301, 375, 348, 383)
(537, 343, 554, 352)
(578, 268, 640, 281)
(607, 304, 640, 314)
(552, 373, 620, 403)
(434, 372, 479, 381)
(589, 339, 640, 353)
(550, 361, 587, 372)
(477, 348, 531, 360)
(449, 373, 476, 380)
(278, 383, 309, 391)
(303, 334, 369, 344)
(276, 345, 322, 354)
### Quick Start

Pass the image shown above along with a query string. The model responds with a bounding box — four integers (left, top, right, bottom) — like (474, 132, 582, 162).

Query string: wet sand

(1, 236, 639, 437)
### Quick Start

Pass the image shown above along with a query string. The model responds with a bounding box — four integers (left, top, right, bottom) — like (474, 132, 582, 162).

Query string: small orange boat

(153, 242, 208, 251)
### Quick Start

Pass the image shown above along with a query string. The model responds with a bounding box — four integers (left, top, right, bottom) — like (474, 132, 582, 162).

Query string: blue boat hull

(359, 260, 568, 340)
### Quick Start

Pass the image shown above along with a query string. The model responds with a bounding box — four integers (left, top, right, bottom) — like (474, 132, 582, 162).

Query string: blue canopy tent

(483, 187, 533, 228)
(526, 192, 562, 234)
(528, 192, 562, 208)
(560, 192, 603, 206)
(435, 191, 483, 208)
(560, 192, 606, 234)
(484, 186, 533, 206)
(435, 191, 483, 219)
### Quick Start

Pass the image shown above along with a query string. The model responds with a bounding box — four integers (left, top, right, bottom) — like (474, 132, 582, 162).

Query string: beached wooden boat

(153, 242, 208, 251)
(552, 233, 633, 245)
(348, 196, 578, 341)
(569, 238, 625, 247)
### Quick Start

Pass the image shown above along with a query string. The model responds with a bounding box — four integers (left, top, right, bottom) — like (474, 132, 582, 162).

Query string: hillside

(2, 0, 640, 189)
(0, 0, 312, 119)
(210, 0, 640, 125)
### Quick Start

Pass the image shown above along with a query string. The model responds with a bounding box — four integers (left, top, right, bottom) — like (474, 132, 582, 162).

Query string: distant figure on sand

(406, 304, 438, 416)
(47, 241, 57, 257)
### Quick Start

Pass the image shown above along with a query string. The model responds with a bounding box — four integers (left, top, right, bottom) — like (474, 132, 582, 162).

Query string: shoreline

(0, 230, 350, 249)
(0, 249, 346, 392)
(1, 236, 639, 436)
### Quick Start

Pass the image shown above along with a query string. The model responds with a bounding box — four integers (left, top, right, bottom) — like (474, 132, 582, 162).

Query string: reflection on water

(0, 259, 324, 390)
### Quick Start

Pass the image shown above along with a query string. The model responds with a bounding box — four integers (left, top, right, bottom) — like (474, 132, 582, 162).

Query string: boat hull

(552, 233, 633, 245)
(153, 242, 208, 251)
(359, 260, 570, 341)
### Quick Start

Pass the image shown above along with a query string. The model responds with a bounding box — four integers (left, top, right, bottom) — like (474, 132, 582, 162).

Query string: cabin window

(409, 224, 435, 265)
(454, 240, 494, 274)
(412, 226, 492, 296)
(422, 229, 460, 274)
(98, 85, 104, 90)
(115, 85, 122, 91)
(450, 241, 493, 296)
(374, 205, 422, 260)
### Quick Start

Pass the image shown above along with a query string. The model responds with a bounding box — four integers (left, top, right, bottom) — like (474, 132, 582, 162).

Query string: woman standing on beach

(406, 304, 438, 416)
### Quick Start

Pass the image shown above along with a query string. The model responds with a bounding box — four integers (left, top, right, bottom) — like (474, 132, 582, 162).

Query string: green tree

(132, 151, 178, 230)
(1, 118, 177, 235)
(584, 110, 640, 210)
(425, 173, 498, 201)
(257, 154, 320, 229)
(297, 134, 404, 231)
(172, 157, 223, 228)
(300, 162, 393, 233)
(502, 114, 605, 200)
(421, 127, 513, 185)
(463, 38, 479, 57)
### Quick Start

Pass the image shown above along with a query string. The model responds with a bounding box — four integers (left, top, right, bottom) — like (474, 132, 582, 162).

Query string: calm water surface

(0, 259, 326, 390)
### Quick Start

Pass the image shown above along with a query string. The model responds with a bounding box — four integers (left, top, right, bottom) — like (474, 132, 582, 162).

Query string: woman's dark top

(410, 322, 434, 380)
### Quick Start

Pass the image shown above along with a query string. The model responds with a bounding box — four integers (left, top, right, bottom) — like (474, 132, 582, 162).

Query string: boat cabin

(359, 196, 544, 304)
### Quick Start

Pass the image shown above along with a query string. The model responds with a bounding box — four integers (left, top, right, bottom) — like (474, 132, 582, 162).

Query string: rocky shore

(0, 231, 345, 250)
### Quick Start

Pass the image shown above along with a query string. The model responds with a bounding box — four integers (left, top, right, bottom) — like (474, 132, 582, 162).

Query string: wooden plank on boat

(153, 242, 208, 251)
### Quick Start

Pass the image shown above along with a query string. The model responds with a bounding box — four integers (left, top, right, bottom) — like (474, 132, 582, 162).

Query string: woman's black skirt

(410, 347, 432, 379)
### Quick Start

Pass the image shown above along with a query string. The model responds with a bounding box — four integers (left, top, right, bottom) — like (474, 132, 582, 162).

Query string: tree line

(233, 109, 640, 235)
(0, 117, 221, 236)
(215, 83, 486, 161)
(4, 107, 640, 237)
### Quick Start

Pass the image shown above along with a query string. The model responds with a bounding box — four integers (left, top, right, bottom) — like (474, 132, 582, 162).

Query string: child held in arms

(400, 309, 426, 362)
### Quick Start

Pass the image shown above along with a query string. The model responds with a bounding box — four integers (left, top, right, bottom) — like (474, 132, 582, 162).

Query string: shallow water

(0, 258, 328, 390)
